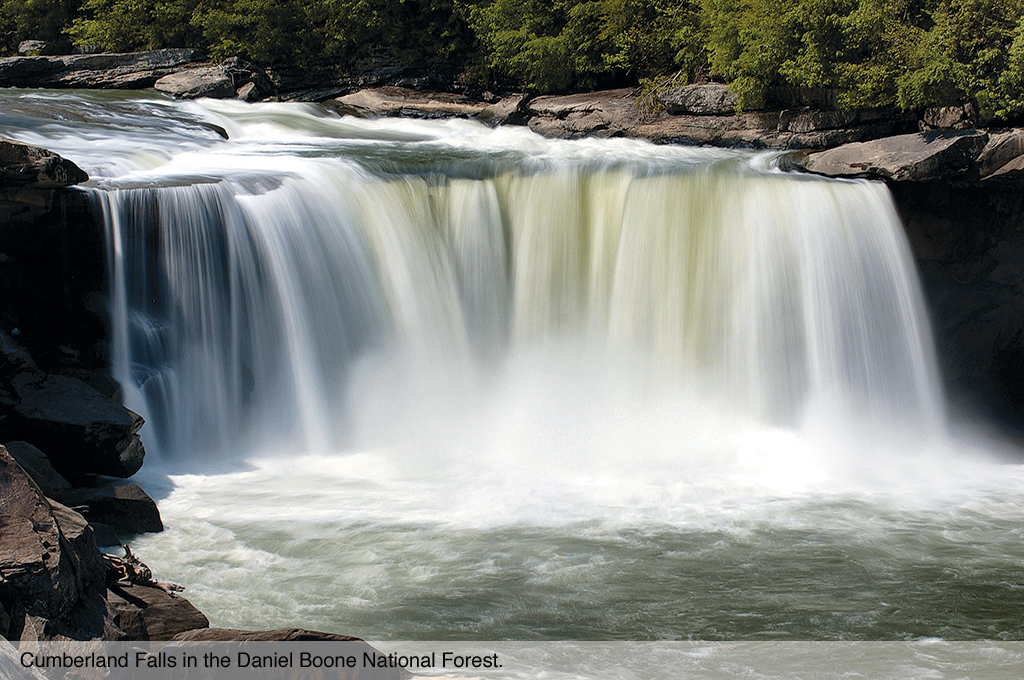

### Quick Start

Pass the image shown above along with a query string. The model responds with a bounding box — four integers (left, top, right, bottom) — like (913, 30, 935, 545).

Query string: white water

(3, 91, 1023, 645)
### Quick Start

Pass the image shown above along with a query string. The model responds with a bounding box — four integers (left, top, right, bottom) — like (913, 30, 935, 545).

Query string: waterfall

(95, 145, 944, 459)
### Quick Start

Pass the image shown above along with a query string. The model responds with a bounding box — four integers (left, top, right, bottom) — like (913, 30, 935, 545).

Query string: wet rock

(658, 83, 738, 115)
(107, 583, 208, 641)
(10, 374, 145, 479)
(59, 483, 163, 535)
(154, 65, 235, 99)
(3, 440, 72, 497)
(0, 49, 206, 89)
(797, 129, 989, 181)
(0, 139, 88, 188)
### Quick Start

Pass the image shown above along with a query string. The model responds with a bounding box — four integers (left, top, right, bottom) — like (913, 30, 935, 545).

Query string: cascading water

(3, 91, 1023, 645)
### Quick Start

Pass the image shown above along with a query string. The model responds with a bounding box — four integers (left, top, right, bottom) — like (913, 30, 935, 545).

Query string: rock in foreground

(0, 139, 88, 187)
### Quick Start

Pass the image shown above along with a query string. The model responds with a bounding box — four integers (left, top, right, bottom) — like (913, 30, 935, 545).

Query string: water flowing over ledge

(3, 91, 1024, 641)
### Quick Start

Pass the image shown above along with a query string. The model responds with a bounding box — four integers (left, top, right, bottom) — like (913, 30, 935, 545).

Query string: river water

(2, 91, 1023, 660)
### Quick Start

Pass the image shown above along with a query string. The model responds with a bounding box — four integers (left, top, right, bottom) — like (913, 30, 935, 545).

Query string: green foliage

(1, 0, 80, 52)
(68, 0, 202, 51)
(895, 0, 1024, 120)
(1, 0, 1021, 121)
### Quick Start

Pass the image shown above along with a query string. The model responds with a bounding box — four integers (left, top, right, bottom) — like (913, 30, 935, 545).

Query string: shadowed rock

(3, 440, 72, 497)
(107, 583, 209, 640)
(0, 139, 88, 188)
(11, 374, 146, 479)
(59, 483, 163, 535)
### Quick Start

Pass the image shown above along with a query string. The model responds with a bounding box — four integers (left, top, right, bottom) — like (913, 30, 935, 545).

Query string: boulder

(10, 374, 145, 479)
(797, 129, 989, 181)
(977, 129, 1024, 180)
(3, 440, 72, 497)
(923, 103, 977, 130)
(658, 83, 738, 115)
(0, 446, 82, 626)
(17, 40, 60, 57)
(0, 49, 206, 89)
(527, 89, 638, 138)
(236, 81, 261, 102)
(154, 65, 235, 99)
(0, 139, 88, 188)
(58, 483, 163, 535)
(107, 583, 208, 641)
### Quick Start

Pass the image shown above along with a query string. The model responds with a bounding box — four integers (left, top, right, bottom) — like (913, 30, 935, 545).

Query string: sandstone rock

(658, 83, 738, 115)
(977, 129, 1024, 180)
(0, 49, 205, 89)
(107, 583, 208, 641)
(798, 129, 989, 181)
(155, 65, 235, 99)
(334, 86, 482, 118)
(59, 484, 163, 535)
(0, 139, 88, 188)
(527, 89, 637, 138)
(0, 446, 80, 624)
(631, 110, 912, 149)
(10, 374, 145, 479)
(3, 440, 72, 497)
(236, 81, 261, 102)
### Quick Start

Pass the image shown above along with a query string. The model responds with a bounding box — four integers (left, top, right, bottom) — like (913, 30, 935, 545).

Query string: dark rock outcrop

(59, 483, 163, 535)
(0, 139, 88, 188)
(10, 374, 146, 480)
(797, 129, 990, 181)
(0, 446, 110, 641)
(0, 49, 206, 89)
(891, 179, 1024, 425)
(3, 440, 72, 497)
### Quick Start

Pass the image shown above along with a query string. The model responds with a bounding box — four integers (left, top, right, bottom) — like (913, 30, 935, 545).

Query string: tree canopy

(2, 0, 1022, 121)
